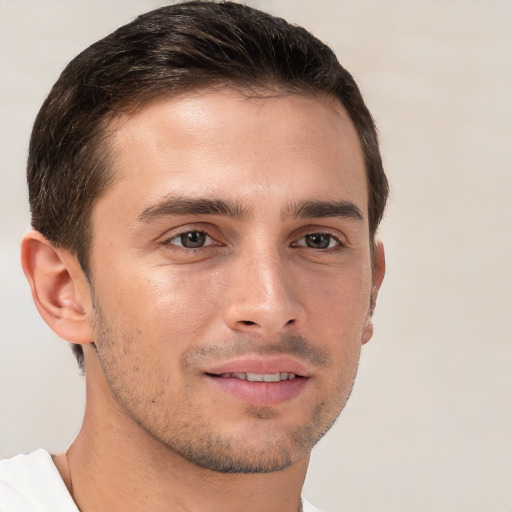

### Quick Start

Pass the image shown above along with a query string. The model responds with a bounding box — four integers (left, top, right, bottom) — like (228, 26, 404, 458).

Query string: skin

(22, 89, 385, 512)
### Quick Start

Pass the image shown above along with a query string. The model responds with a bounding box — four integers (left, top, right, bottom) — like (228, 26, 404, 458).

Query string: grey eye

(180, 231, 206, 248)
(169, 231, 212, 248)
(306, 234, 330, 249)
(296, 233, 339, 249)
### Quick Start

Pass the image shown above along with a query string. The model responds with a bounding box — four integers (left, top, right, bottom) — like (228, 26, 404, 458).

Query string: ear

(362, 239, 385, 345)
(21, 230, 94, 344)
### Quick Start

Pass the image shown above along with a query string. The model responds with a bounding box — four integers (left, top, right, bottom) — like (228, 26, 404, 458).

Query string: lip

(203, 356, 311, 406)
(204, 355, 311, 377)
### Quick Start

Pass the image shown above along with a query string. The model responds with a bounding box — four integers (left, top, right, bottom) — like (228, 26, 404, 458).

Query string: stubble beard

(91, 300, 358, 474)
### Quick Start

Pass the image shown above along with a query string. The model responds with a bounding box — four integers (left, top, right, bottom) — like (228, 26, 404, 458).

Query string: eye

(294, 233, 341, 249)
(164, 230, 214, 249)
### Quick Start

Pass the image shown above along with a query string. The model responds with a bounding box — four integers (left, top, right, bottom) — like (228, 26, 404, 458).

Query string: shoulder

(0, 450, 78, 511)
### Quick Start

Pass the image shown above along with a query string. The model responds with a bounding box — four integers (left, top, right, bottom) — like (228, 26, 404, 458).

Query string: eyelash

(160, 230, 217, 250)
(291, 232, 345, 251)
(160, 229, 345, 252)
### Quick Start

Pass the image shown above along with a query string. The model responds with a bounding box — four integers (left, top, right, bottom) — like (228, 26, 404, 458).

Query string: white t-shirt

(0, 450, 321, 512)
(0, 450, 78, 511)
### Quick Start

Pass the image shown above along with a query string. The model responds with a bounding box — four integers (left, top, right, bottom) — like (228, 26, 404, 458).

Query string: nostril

(285, 319, 295, 326)
(241, 320, 256, 326)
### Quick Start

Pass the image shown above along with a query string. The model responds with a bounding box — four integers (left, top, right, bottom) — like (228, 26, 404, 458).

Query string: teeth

(247, 372, 279, 382)
(219, 372, 297, 381)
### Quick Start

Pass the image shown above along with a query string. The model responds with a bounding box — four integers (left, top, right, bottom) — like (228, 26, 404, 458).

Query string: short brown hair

(27, 1, 388, 370)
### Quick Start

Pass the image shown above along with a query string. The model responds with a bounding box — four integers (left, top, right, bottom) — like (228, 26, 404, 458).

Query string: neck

(55, 370, 309, 512)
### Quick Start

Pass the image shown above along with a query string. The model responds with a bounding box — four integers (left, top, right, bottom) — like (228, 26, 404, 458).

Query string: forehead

(100, 89, 367, 219)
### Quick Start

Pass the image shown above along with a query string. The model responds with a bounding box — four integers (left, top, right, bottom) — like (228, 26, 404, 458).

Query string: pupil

(181, 231, 206, 248)
(306, 234, 329, 249)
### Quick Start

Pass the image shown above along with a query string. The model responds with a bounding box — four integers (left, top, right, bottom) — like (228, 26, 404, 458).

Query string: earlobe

(362, 240, 385, 345)
(21, 230, 94, 344)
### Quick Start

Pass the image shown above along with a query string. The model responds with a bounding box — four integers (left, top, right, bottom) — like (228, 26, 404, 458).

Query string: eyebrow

(138, 195, 364, 224)
(282, 200, 364, 222)
(138, 195, 251, 222)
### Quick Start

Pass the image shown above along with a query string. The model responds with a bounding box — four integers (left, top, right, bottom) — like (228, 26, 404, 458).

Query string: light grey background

(1, 1, 511, 511)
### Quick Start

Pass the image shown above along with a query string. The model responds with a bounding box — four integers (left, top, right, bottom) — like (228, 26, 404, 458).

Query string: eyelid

(167, 231, 214, 247)
(291, 226, 348, 248)
(294, 236, 344, 252)
(294, 233, 343, 249)
(159, 224, 223, 249)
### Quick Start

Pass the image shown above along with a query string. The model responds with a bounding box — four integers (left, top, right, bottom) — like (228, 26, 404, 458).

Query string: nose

(223, 247, 306, 337)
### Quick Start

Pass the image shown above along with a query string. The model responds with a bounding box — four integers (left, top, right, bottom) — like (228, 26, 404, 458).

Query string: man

(0, 2, 387, 511)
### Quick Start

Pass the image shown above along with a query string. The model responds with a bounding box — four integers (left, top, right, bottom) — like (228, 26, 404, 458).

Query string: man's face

(85, 89, 382, 473)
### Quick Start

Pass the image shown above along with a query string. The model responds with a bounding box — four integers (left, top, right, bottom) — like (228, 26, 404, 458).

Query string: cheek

(302, 268, 372, 370)
(306, 268, 372, 324)
(100, 265, 223, 352)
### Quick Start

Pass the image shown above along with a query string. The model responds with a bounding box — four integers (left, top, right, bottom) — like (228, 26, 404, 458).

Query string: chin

(158, 403, 337, 474)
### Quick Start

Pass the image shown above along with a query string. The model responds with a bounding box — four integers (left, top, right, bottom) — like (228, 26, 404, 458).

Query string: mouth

(203, 357, 310, 406)
(207, 372, 299, 382)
